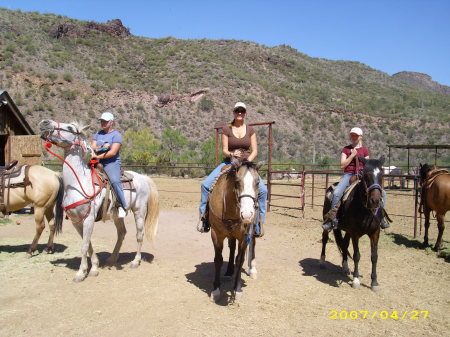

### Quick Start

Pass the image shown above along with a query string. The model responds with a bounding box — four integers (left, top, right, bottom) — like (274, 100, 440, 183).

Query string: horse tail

(144, 176, 159, 243)
(333, 229, 353, 261)
(333, 229, 344, 256)
(55, 175, 64, 235)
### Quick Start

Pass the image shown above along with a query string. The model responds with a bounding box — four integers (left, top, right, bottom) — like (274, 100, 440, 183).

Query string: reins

(42, 123, 106, 222)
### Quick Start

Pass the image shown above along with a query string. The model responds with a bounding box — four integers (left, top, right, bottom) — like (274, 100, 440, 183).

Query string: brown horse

(207, 160, 263, 302)
(419, 164, 450, 251)
(4, 165, 64, 255)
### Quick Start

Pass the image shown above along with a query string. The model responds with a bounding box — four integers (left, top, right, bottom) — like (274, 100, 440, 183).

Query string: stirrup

(322, 218, 338, 231)
(197, 217, 210, 233)
(380, 218, 390, 229)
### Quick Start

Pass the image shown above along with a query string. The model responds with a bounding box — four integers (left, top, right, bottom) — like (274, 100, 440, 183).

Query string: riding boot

(196, 215, 210, 233)
(322, 206, 339, 231)
(254, 221, 265, 238)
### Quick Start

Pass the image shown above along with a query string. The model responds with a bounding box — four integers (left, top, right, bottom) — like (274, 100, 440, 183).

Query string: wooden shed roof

(0, 90, 35, 135)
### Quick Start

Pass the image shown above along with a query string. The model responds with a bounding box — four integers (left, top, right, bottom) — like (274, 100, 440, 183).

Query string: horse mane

(420, 163, 433, 180)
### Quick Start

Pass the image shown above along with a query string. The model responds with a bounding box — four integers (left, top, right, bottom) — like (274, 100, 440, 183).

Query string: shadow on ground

(299, 258, 351, 288)
(185, 262, 247, 306)
(50, 251, 154, 270)
(0, 243, 68, 254)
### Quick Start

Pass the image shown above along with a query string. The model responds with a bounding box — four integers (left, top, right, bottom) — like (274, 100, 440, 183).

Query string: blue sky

(2, 0, 450, 86)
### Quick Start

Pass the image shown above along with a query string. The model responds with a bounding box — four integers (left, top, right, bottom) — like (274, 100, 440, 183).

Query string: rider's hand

(232, 149, 243, 158)
(350, 148, 357, 157)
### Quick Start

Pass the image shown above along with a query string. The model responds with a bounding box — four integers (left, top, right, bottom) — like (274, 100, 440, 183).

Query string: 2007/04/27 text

(329, 310, 429, 320)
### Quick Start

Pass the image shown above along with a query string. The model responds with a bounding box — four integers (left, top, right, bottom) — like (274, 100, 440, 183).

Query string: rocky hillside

(393, 71, 450, 96)
(1, 8, 449, 165)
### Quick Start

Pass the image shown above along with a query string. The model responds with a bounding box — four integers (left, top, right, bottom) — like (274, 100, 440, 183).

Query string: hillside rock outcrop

(393, 71, 450, 96)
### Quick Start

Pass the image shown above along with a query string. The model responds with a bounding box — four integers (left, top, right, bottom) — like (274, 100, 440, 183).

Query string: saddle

(0, 161, 31, 214)
(93, 164, 135, 222)
(424, 169, 449, 189)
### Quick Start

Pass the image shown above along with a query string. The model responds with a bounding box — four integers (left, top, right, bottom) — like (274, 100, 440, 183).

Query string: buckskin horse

(1, 164, 64, 255)
(321, 156, 386, 291)
(207, 159, 263, 302)
(419, 163, 450, 251)
(39, 119, 159, 282)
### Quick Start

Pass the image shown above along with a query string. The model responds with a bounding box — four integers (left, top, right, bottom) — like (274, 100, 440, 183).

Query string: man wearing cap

(323, 127, 389, 230)
(91, 112, 127, 218)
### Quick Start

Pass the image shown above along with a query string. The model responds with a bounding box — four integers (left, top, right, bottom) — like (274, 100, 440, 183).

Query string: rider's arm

(91, 140, 99, 151)
(92, 143, 121, 160)
(222, 134, 232, 157)
(247, 133, 258, 162)
(340, 152, 353, 169)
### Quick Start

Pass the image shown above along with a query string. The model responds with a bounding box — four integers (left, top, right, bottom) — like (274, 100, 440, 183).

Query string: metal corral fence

(43, 160, 436, 238)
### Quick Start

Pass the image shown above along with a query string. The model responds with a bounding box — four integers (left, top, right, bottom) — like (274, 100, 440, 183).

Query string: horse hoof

(88, 269, 99, 277)
(130, 261, 140, 269)
(44, 246, 55, 254)
(210, 288, 221, 302)
(249, 270, 258, 280)
(352, 278, 360, 289)
(73, 274, 86, 283)
(105, 258, 117, 266)
(371, 284, 381, 292)
(234, 291, 243, 301)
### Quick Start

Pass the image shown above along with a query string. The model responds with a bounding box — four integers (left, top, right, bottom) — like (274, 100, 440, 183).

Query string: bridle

(359, 169, 383, 214)
(41, 120, 104, 222)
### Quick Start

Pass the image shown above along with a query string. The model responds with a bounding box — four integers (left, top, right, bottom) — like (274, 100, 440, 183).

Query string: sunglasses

(234, 109, 246, 114)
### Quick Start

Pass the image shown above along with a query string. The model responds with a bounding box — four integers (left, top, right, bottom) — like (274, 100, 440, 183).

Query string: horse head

(39, 119, 90, 150)
(230, 159, 264, 225)
(419, 163, 433, 184)
(359, 155, 385, 210)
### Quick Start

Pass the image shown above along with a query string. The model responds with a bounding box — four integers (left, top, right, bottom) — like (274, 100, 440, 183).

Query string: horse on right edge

(419, 163, 450, 251)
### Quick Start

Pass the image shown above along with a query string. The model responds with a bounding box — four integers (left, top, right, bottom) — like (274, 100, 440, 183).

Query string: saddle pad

(0, 165, 27, 187)
(342, 179, 359, 203)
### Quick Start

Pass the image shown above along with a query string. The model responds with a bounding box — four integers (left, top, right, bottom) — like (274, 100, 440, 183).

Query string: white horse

(39, 119, 159, 282)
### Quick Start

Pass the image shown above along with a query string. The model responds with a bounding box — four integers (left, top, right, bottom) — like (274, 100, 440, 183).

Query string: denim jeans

(103, 160, 127, 208)
(199, 162, 268, 226)
(331, 173, 387, 208)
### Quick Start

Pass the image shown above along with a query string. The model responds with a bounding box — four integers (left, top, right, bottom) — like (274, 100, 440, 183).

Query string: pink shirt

(342, 145, 369, 174)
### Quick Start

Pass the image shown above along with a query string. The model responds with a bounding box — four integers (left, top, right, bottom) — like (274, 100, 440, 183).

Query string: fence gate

(6, 135, 42, 165)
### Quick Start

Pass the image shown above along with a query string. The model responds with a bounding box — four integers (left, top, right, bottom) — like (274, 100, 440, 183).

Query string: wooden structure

(0, 91, 41, 166)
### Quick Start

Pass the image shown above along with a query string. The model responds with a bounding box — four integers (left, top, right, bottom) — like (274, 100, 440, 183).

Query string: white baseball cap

(233, 102, 247, 111)
(99, 112, 115, 121)
(350, 127, 363, 136)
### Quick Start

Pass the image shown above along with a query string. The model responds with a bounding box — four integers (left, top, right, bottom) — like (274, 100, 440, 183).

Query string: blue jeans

(199, 162, 268, 226)
(103, 161, 127, 209)
(331, 173, 387, 208)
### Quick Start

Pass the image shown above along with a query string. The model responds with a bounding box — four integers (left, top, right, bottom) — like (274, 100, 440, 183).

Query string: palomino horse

(4, 166, 64, 255)
(208, 160, 263, 301)
(419, 163, 450, 251)
(39, 119, 159, 282)
(321, 156, 386, 291)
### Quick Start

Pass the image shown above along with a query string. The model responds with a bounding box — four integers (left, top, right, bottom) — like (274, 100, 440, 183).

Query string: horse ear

(255, 161, 265, 171)
(359, 156, 367, 165)
(80, 124, 91, 136)
(379, 155, 385, 166)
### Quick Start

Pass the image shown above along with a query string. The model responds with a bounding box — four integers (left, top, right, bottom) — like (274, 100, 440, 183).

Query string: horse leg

(233, 240, 248, 300)
(351, 236, 361, 289)
(370, 230, 381, 291)
(130, 211, 145, 268)
(44, 207, 56, 254)
(72, 218, 96, 282)
(106, 217, 127, 266)
(27, 207, 46, 256)
(211, 230, 224, 302)
(320, 229, 329, 269)
(422, 208, 431, 248)
(433, 213, 445, 251)
(248, 238, 257, 279)
(342, 233, 351, 275)
(224, 237, 236, 278)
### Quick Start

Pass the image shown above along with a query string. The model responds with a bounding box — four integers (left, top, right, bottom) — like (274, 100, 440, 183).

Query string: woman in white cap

(90, 112, 127, 218)
(322, 127, 389, 230)
(197, 102, 268, 235)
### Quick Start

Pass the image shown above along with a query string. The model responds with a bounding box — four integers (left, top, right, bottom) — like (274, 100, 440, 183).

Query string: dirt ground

(1, 176, 449, 337)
